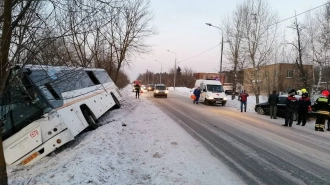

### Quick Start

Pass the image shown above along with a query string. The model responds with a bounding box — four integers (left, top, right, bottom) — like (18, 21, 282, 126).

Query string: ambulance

(194, 79, 227, 106)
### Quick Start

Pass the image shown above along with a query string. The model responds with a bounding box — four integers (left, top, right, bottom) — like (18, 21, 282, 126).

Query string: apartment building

(242, 63, 313, 95)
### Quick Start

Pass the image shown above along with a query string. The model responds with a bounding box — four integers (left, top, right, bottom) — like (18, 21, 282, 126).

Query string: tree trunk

(0, 0, 12, 184)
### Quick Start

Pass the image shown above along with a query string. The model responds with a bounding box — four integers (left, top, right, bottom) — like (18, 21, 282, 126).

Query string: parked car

(225, 90, 239, 95)
(146, 84, 154, 91)
(153, 84, 168, 98)
(254, 95, 313, 121)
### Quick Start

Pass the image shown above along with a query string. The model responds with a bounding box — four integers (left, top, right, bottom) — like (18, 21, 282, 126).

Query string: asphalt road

(145, 91, 330, 185)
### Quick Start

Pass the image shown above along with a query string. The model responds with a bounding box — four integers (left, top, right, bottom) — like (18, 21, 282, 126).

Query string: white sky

(125, 0, 328, 81)
(7, 86, 317, 185)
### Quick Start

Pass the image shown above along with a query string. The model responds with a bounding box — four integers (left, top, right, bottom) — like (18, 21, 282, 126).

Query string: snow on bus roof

(20, 64, 105, 71)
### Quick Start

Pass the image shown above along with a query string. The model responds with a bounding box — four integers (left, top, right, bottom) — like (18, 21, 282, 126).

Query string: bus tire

(82, 109, 98, 129)
(111, 93, 121, 109)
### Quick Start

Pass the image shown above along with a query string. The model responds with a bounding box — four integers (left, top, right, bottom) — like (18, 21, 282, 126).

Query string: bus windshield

(206, 85, 224, 93)
(0, 70, 50, 141)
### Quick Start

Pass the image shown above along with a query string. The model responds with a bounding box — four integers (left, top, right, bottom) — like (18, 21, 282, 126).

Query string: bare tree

(241, 0, 278, 103)
(223, 3, 245, 100)
(0, 1, 147, 183)
(305, 2, 330, 92)
(180, 67, 196, 88)
(106, 0, 156, 83)
(0, 0, 40, 183)
(287, 16, 313, 92)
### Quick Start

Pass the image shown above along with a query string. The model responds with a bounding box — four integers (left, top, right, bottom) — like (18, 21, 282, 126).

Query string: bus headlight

(165, 90, 168, 93)
(208, 96, 214, 100)
(223, 97, 227, 100)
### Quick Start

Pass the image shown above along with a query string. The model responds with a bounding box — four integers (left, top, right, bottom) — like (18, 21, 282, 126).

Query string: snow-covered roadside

(170, 87, 316, 127)
(7, 87, 245, 185)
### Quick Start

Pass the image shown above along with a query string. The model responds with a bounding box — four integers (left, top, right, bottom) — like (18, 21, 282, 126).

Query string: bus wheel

(111, 93, 121, 109)
(83, 109, 98, 129)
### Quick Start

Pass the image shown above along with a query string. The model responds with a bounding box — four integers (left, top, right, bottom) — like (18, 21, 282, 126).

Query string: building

(242, 63, 313, 95)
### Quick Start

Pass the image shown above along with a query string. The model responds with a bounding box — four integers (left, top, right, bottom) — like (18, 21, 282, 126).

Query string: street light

(167, 50, 177, 90)
(155, 60, 162, 84)
(206, 23, 224, 78)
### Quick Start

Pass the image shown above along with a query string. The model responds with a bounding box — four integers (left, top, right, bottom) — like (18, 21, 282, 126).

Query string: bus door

(57, 106, 87, 136)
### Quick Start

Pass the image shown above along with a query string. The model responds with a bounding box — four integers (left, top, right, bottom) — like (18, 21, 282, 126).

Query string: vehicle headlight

(223, 97, 227, 100)
(155, 90, 159, 93)
(165, 90, 168, 93)
(208, 96, 214, 100)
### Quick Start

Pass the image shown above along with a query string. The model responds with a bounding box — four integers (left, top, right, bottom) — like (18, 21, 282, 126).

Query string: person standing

(296, 92, 311, 126)
(193, 87, 201, 104)
(283, 92, 298, 127)
(134, 83, 141, 99)
(314, 90, 330, 131)
(268, 90, 279, 119)
(239, 90, 249, 112)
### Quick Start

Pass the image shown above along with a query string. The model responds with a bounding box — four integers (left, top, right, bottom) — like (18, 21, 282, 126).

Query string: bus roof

(19, 64, 105, 72)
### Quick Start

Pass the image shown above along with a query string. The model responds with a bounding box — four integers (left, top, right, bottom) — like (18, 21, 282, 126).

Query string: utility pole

(206, 23, 224, 82)
(167, 50, 177, 89)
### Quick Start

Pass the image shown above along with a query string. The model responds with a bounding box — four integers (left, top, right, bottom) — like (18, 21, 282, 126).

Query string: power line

(269, 2, 330, 27)
(177, 44, 221, 63)
(173, 2, 330, 64)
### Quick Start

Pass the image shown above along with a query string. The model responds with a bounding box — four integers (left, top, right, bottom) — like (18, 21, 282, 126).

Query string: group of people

(193, 85, 330, 132)
(280, 89, 311, 127)
(193, 86, 250, 112)
(269, 88, 330, 131)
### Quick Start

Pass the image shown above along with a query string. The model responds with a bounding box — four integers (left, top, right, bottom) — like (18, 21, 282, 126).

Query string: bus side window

(94, 71, 113, 84)
(86, 71, 100, 85)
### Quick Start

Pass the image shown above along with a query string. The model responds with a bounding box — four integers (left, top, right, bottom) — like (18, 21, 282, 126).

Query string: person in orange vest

(313, 90, 330, 131)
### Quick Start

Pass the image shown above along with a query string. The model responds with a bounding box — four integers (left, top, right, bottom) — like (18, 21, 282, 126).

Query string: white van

(194, 79, 227, 106)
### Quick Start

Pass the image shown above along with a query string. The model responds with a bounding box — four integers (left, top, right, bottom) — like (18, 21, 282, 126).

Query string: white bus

(0, 64, 122, 165)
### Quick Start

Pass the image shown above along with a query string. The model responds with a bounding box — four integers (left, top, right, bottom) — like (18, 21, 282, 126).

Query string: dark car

(225, 90, 239, 95)
(254, 95, 313, 121)
(146, 84, 154, 91)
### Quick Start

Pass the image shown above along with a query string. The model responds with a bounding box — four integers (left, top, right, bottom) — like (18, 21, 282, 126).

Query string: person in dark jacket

(268, 90, 279, 119)
(193, 87, 201, 104)
(283, 92, 298, 127)
(314, 90, 330, 131)
(134, 84, 141, 99)
(239, 90, 249, 112)
(296, 93, 311, 126)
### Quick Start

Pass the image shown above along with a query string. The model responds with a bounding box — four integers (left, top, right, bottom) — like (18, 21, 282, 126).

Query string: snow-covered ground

(6, 87, 314, 185)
